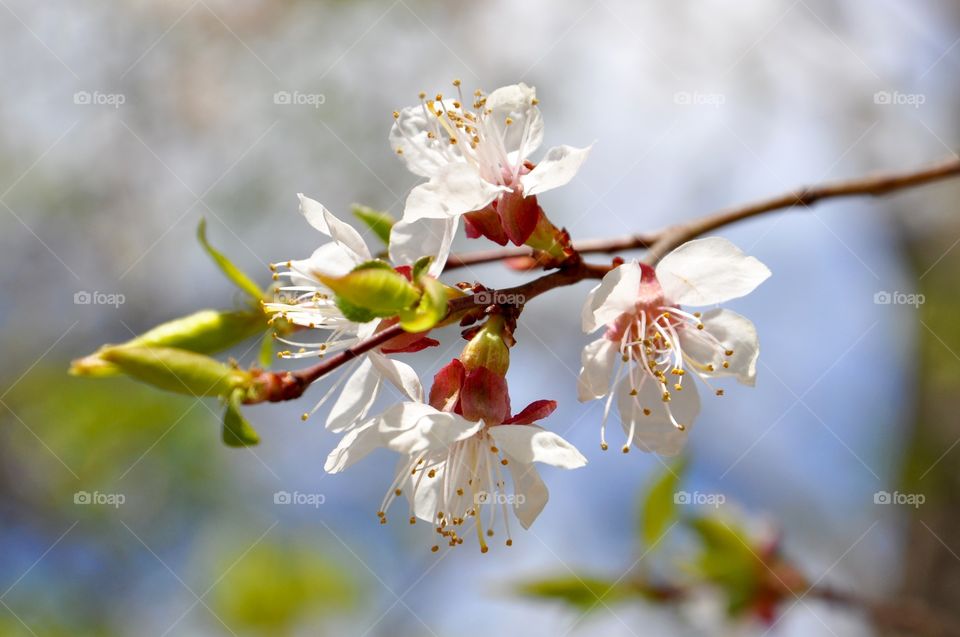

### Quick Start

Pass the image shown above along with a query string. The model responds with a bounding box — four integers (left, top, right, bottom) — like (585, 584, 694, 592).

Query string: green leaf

(334, 296, 379, 323)
(686, 516, 761, 615)
(640, 459, 686, 548)
(319, 266, 420, 317)
(515, 576, 626, 611)
(99, 346, 250, 397)
(258, 329, 274, 367)
(412, 255, 433, 281)
(223, 387, 260, 447)
(351, 204, 395, 245)
(197, 218, 266, 301)
(399, 276, 448, 332)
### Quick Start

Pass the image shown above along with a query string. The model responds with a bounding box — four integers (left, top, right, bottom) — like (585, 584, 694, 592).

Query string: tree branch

(446, 155, 960, 268)
(258, 154, 960, 402)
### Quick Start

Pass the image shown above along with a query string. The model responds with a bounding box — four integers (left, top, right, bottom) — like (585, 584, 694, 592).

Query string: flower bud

(98, 346, 251, 397)
(69, 309, 266, 377)
(460, 315, 510, 376)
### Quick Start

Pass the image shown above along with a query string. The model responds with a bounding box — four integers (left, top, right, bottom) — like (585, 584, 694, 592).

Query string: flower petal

(369, 352, 423, 402)
(484, 83, 544, 160)
(577, 338, 619, 401)
(325, 357, 381, 433)
(582, 262, 642, 333)
(388, 217, 457, 276)
(489, 425, 587, 469)
(680, 309, 760, 386)
(520, 144, 592, 196)
(505, 460, 548, 529)
(655, 237, 770, 306)
(287, 241, 361, 283)
(388, 101, 462, 178)
(617, 375, 699, 456)
(403, 163, 504, 221)
(298, 194, 371, 261)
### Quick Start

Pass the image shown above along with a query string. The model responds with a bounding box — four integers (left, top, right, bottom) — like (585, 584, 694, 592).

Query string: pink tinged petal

(488, 425, 587, 469)
(484, 83, 544, 159)
(460, 366, 511, 425)
(520, 144, 593, 196)
(680, 309, 760, 387)
(402, 163, 504, 221)
(577, 338, 619, 401)
(428, 359, 465, 412)
(369, 352, 423, 402)
(298, 194, 371, 262)
(464, 204, 509, 245)
(504, 400, 558, 425)
(389, 217, 457, 277)
(497, 191, 541, 246)
(505, 459, 548, 529)
(582, 262, 643, 333)
(655, 237, 771, 306)
(616, 375, 700, 457)
(325, 357, 381, 433)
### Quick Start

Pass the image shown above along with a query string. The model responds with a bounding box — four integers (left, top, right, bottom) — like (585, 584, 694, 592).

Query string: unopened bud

(460, 316, 510, 376)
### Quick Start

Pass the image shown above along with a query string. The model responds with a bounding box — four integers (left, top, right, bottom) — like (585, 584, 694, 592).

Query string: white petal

(680, 309, 760, 387)
(369, 352, 423, 402)
(617, 375, 699, 456)
(388, 217, 457, 276)
(520, 144, 592, 196)
(505, 460, 548, 529)
(402, 163, 504, 221)
(655, 237, 770, 306)
(388, 101, 463, 178)
(288, 241, 361, 283)
(298, 194, 372, 262)
(489, 425, 587, 469)
(578, 338, 619, 401)
(325, 358, 381, 433)
(485, 83, 544, 160)
(582, 262, 642, 333)
(324, 402, 478, 473)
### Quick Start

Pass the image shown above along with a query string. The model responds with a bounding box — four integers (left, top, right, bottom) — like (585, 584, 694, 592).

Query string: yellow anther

(392, 110, 399, 118)
(715, 389, 725, 396)
(600, 442, 609, 451)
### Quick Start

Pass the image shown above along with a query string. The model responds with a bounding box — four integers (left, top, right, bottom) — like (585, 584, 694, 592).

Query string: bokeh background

(1, 0, 959, 635)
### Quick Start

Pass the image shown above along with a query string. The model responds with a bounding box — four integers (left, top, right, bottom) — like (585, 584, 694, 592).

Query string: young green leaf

(515, 576, 627, 611)
(640, 459, 686, 548)
(398, 276, 448, 333)
(351, 205, 395, 245)
(318, 266, 420, 317)
(99, 346, 251, 397)
(223, 387, 260, 447)
(197, 218, 266, 301)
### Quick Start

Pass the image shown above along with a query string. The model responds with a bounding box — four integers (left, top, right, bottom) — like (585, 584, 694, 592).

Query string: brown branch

(446, 155, 960, 269)
(257, 155, 960, 403)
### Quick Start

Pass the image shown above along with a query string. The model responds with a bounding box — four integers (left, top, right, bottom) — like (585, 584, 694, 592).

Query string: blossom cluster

(261, 82, 770, 553)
